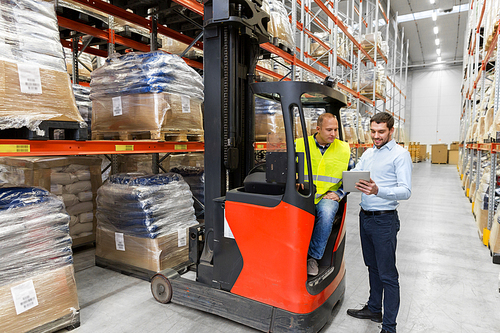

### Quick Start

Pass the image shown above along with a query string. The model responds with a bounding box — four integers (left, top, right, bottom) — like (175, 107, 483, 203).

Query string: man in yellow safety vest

(296, 112, 351, 276)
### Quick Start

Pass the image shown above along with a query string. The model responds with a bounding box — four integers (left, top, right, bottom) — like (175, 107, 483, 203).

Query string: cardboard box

(92, 92, 203, 138)
(418, 145, 427, 161)
(448, 150, 459, 165)
(449, 142, 460, 151)
(0, 265, 79, 332)
(431, 144, 448, 164)
(96, 227, 189, 272)
(489, 219, 500, 253)
(0, 60, 83, 125)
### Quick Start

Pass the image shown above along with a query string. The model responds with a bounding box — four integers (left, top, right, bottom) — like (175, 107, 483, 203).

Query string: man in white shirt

(346, 112, 412, 333)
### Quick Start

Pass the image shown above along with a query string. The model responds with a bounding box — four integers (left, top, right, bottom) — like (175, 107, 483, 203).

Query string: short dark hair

(317, 112, 337, 128)
(370, 112, 394, 130)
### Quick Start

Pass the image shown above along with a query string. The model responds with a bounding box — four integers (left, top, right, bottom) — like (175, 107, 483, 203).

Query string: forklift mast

(203, 0, 269, 248)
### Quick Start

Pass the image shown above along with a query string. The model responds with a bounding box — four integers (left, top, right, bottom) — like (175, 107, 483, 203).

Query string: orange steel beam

(353, 4, 368, 28)
(476, 0, 486, 33)
(293, 20, 352, 69)
(313, 0, 375, 65)
(378, 0, 389, 23)
(61, 39, 108, 57)
(297, 0, 331, 34)
(256, 65, 292, 81)
(0, 140, 205, 156)
(172, 0, 204, 16)
(68, 0, 203, 49)
(482, 22, 500, 70)
(298, 48, 330, 72)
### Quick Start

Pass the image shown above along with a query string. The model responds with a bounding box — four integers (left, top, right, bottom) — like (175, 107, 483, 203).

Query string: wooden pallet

(163, 131, 204, 142)
(0, 120, 88, 140)
(92, 130, 204, 142)
(95, 256, 191, 281)
(26, 311, 80, 333)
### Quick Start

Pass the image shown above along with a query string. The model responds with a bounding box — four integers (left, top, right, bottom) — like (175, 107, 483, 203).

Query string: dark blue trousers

(359, 210, 400, 333)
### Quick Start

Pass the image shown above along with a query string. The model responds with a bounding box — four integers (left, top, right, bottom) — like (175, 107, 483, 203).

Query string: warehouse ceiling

(390, 0, 469, 66)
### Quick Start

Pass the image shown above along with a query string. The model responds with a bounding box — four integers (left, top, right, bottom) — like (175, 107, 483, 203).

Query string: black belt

(361, 209, 396, 216)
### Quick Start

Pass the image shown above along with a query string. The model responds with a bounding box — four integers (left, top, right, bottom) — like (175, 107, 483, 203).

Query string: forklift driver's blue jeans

(308, 198, 339, 260)
(360, 210, 400, 333)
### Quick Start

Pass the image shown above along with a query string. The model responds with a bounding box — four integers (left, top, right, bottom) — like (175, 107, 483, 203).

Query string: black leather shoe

(346, 304, 382, 323)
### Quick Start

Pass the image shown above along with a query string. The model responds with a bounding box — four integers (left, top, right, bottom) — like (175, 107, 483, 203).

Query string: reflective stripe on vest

(304, 175, 342, 183)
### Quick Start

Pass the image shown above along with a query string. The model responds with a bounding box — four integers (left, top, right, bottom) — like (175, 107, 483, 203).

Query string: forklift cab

(151, 81, 349, 333)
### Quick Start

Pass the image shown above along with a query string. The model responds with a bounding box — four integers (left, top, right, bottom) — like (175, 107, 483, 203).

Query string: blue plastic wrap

(96, 173, 197, 239)
(90, 51, 203, 101)
(0, 185, 73, 287)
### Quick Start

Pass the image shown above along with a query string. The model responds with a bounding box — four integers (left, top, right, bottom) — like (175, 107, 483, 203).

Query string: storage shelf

(0, 140, 204, 157)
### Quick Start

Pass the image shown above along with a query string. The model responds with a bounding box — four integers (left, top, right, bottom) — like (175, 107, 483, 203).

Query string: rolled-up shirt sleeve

(376, 152, 412, 200)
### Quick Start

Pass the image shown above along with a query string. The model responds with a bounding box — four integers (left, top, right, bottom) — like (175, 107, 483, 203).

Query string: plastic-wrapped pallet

(255, 96, 285, 141)
(0, 0, 85, 134)
(0, 156, 102, 246)
(72, 84, 92, 136)
(358, 32, 388, 60)
(95, 173, 198, 272)
(169, 153, 205, 218)
(353, 66, 386, 98)
(265, 0, 294, 51)
(340, 108, 358, 144)
(90, 51, 204, 140)
(489, 210, 500, 256)
(0, 186, 79, 332)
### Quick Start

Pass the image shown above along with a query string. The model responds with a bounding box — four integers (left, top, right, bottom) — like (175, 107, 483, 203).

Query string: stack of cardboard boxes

(430, 142, 460, 164)
(408, 143, 427, 163)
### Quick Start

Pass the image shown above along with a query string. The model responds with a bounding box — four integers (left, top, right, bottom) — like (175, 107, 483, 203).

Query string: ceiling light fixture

(436, 48, 441, 55)
(435, 38, 440, 45)
(437, 56, 442, 62)
(432, 11, 437, 21)
(430, 0, 435, 4)
(434, 26, 439, 34)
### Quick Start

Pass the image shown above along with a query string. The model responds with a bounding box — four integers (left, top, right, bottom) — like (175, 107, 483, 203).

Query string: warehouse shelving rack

(460, 0, 500, 262)
(0, 0, 409, 166)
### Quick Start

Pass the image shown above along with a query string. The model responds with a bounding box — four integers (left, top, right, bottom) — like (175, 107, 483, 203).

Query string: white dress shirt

(353, 139, 413, 211)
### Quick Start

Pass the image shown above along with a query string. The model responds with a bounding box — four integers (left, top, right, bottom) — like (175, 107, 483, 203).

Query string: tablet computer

(342, 171, 370, 192)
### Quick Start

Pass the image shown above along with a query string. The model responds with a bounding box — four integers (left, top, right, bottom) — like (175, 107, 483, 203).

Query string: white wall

(409, 65, 462, 144)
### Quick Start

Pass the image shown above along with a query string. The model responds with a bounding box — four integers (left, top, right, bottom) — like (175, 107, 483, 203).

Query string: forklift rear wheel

(151, 274, 173, 304)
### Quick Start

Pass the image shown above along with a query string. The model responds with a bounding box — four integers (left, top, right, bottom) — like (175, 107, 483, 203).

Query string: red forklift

(151, 0, 348, 331)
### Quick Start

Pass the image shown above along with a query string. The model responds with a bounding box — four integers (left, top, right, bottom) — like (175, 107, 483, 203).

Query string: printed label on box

(115, 232, 125, 251)
(17, 64, 42, 94)
(181, 95, 191, 113)
(223, 209, 234, 239)
(178, 228, 187, 247)
(11, 280, 39, 315)
(112, 96, 123, 116)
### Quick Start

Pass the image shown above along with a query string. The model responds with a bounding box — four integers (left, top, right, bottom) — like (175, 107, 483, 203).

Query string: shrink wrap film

(96, 173, 198, 272)
(0, 186, 79, 332)
(90, 52, 203, 137)
(266, 0, 294, 50)
(0, 156, 102, 243)
(255, 97, 285, 141)
(0, 0, 85, 134)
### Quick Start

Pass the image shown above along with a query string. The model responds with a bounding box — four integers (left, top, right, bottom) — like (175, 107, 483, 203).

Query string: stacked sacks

(0, 0, 85, 134)
(90, 51, 204, 139)
(51, 165, 94, 239)
(0, 186, 79, 332)
(95, 173, 198, 272)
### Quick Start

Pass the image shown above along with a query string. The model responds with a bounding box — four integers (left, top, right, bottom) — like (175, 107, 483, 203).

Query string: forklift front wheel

(151, 274, 173, 304)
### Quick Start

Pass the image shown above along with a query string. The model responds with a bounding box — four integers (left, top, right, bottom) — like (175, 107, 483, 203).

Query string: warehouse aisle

(68, 162, 500, 333)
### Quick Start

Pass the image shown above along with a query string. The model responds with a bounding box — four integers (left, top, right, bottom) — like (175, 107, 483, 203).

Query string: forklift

(150, 0, 348, 331)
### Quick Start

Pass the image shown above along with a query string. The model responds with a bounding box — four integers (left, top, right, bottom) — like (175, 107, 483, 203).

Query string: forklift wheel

(151, 274, 173, 304)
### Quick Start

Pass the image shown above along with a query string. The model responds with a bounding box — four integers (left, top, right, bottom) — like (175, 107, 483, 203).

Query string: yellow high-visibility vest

(296, 135, 350, 204)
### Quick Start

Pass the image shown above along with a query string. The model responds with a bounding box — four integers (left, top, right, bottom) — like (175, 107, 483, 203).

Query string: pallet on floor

(26, 311, 80, 333)
(95, 256, 192, 281)
(0, 120, 88, 140)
